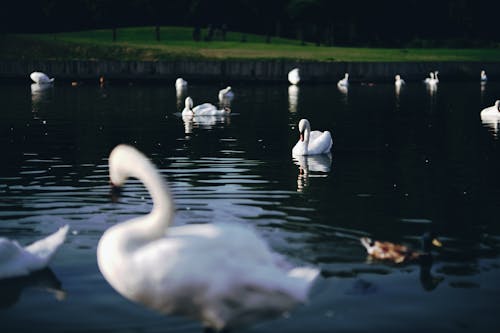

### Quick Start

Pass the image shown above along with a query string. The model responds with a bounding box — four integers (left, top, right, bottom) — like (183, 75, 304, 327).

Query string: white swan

(218, 86, 234, 102)
(288, 68, 300, 85)
(481, 70, 488, 82)
(98, 145, 319, 331)
(0, 225, 69, 280)
(29, 72, 54, 84)
(424, 72, 435, 84)
(292, 119, 333, 156)
(481, 101, 500, 135)
(337, 73, 349, 88)
(175, 78, 187, 89)
(182, 96, 230, 116)
(395, 74, 405, 87)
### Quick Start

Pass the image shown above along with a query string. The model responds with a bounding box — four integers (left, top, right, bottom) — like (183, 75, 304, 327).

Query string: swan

(292, 119, 333, 156)
(433, 71, 439, 83)
(288, 68, 300, 85)
(182, 96, 231, 116)
(218, 86, 234, 102)
(424, 72, 435, 84)
(98, 144, 319, 331)
(481, 70, 488, 82)
(337, 73, 349, 88)
(175, 78, 187, 89)
(29, 72, 54, 84)
(394, 74, 405, 87)
(0, 225, 69, 280)
(480, 100, 500, 118)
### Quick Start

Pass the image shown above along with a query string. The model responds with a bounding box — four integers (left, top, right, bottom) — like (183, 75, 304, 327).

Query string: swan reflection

(293, 153, 332, 192)
(182, 114, 231, 134)
(0, 268, 65, 309)
(288, 85, 299, 113)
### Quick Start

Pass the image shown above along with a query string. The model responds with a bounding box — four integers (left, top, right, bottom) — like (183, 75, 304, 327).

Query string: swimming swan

(395, 74, 405, 87)
(0, 225, 69, 280)
(98, 145, 319, 331)
(182, 96, 231, 116)
(292, 119, 333, 156)
(218, 86, 234, 102)
(337, 73, 349, 88)
(288, 68, 300, 85)
(29, 72, 54, 84)
(175, 78, 187, 89)
(481, 70, 488, 82)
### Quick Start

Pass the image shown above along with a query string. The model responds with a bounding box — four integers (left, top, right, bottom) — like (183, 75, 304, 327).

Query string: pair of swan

(98, 144, 319, 331)
(0, 225, 69, 280)
(292, 119, 333, 156)
(182, 96, 231, 117)
(288, 68, 300, 85)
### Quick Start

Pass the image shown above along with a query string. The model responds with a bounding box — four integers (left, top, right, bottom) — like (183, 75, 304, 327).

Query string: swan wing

(308, 131, 333, 155)
(24, 225, 69, 263)
(0, 239, 40, 279)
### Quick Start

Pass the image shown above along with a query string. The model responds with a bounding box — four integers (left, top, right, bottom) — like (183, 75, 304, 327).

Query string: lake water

(1, 79, 500, 332)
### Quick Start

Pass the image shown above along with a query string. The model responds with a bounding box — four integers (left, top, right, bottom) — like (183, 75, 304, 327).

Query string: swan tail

(49, 78, 55, 83)
(287, 266, 320, 302)
(25, 225, 69, 263)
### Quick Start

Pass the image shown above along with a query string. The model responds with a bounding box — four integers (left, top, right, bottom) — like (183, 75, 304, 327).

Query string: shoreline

(1, 59, 498, 83)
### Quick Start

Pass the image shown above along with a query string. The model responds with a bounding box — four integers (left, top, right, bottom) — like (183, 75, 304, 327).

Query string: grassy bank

(2, 26, 500, 62)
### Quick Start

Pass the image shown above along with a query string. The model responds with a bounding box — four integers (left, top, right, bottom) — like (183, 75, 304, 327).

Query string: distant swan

(98, 144, 319, 331)
(0, 225, 69, 280)
(288, 68, 300, 85)
(481, 70, 488, 82)
(218, 86, 234, 102)
(424, 72, 435, 84)
(175, 78, 187, 89)
(481, 100, 500, 117)
(292, 119, 333, 156)
(395, 74, 405, 87)
(30, 72, 54, 84)
(182, 96, 230, 116)
(337, 73, 349, 88)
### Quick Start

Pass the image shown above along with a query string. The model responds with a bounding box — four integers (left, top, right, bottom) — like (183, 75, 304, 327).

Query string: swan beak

(299, 132, 304, 142)
(110, 182, 123, 202)
(432, 238, 442, 247)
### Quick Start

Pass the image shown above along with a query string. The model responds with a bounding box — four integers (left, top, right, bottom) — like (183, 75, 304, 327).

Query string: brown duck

(360, 232, 442, 264)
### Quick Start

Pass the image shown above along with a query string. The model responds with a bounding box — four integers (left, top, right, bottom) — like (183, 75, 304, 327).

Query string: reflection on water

(293, 154, 332, 192)
(0, 268, 65, 309)
(181, 114, 231, 135)
(1, 81, 500, 332)
(288, 85, 299, 113)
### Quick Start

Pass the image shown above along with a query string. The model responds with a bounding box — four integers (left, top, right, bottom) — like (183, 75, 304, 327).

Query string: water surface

(1, 79, 500, 332)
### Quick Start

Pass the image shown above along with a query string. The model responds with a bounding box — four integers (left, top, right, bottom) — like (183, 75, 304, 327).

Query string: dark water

(1, 79, 500, 332)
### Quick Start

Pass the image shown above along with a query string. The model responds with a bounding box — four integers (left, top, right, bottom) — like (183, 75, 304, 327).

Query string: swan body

(29, 72, 54, 84)
(182, 97, 230, 116)
(337, 73, 349, 88)
(0, 225, 69, 280)
(424, 72, 435, 84)
(292, 119, 333, 156)
(360, 232, 442, 264)
(98, 145, 319, 331)
(481, 100, 500, 118)
(288, 68, 300, 85)
(481, 70, 488, 82)
(175, 78, 187, 89)
(218, 86, 234, 102)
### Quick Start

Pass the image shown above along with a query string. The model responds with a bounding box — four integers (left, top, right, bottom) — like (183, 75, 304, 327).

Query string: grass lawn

(2, 26, 500, 62)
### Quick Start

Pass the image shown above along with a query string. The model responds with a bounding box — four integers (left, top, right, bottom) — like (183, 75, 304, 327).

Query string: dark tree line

(2, 0, 499, 47)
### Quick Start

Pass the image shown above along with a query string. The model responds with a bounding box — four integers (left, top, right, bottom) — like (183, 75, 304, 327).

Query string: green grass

(2, 26, 500, 62)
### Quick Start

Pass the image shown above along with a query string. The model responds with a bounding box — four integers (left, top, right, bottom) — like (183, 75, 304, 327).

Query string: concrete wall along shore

(1, 60, 499, 83)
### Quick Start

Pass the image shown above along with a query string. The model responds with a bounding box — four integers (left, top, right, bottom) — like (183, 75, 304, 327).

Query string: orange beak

(299, 133, 304, 142)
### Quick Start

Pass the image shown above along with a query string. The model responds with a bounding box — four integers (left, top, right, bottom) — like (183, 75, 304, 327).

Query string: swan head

(184, 96, 193, 109)
(345, 73, 349, 79)
(395, 74, 401, 81)
(109, 145, 138, 187)
(224, 106, 231, 113)
(496, 100, 500, 111)
(297, 119, 310, 142)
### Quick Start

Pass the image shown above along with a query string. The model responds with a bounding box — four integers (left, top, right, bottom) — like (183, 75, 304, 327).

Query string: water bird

(29, 72, 54, 84)
(292, 119, 333, 156)
(424, 72, 435, 84)
(98, 144, 319, 331)
(175, 77, 187, 89)
(360, 232, 442, 264)
(480, 100, 500, 117)
(182, 96, 231, 116)
(481, 70, 488, 82)
(288, 68, 300, 85)
(218, 86, 234, 102)
(337, 73, 349, 88)
(0, 225, 69, 280)
(394, 74, 405, 87)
